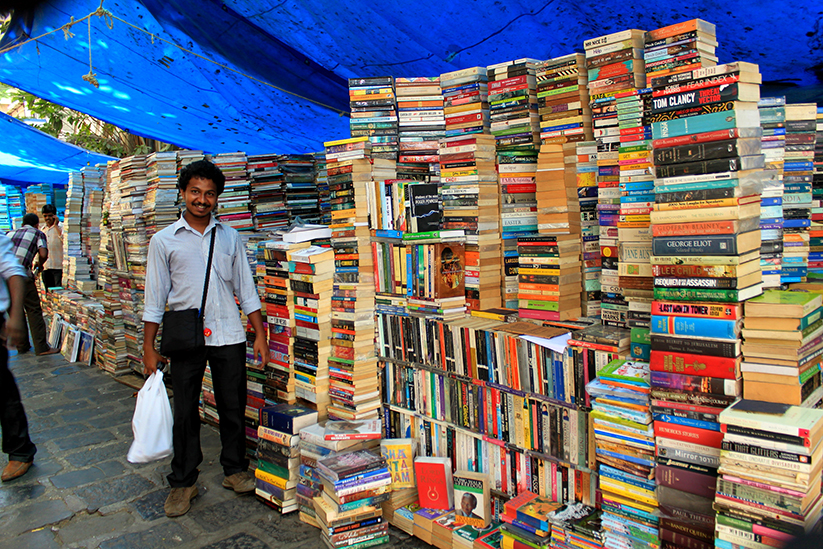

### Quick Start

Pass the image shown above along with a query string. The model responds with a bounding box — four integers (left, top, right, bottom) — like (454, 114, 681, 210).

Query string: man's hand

(252, 334, 268, 366)
(142, 346, 168, 376)
(4, 317, 27, 349)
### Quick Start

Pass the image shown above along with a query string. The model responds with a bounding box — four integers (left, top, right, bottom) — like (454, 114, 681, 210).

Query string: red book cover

(652, 220, 745, 237)
(414, 457, 454, 510)
(650, 350, 741, 379)
(654, 422, 725, 449)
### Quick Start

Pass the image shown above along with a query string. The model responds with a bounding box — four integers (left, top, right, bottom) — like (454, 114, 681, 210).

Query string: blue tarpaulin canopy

(0, 0, 821, 155)
(0, 110, 115, 185)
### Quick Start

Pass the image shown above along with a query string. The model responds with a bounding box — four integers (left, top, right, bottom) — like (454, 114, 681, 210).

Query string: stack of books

(499, 490, 557, 549)
(396, 76, 444, 182)
(255, 404, 318, 513)
(584, 28, 646, 325)
(741, 290, 823, 406)
(62, 172, 85, 289)
(212, 152, 253, 231)
(813, 106, 823, 280)
(715, 401, 823, 547)
(259, 240, 306, 403)
(401, 236, 468, 321)
(80, 166, 105, 281)
(615, 85, 653, 336)
(349, 76, 398, 161)
(282, 154, 320, 224)
(248, 153, 288, 232)
(143, 151, 179, 238)
(782, 103, 817, 282)
(199, 364, 217, 425)
(548, 503, 603, 549)
(537, 53, 592, 143)
(587, 359, 660, 549)
(577, 140, 601, 317)
(290, 245, 335, 415)
(24, 186, 49, 216)
(297, 421, 383, 528)
(758, 97, 786, 287)
(489, 58, 541, 306)
(533, 133, 579, 240)
(643, 19, 717, 88)
(516, 234, 582, 321)
(315, 153, 331, 225)
(439, 133, 501, 310)
(5, 185, 24, 229)
(0, 186, 10, 232)
(315, 449, 391, 548)
(441, 67, 490, 137)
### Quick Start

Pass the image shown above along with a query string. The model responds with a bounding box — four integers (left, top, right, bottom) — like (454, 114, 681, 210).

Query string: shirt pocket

(213, 251, 234, 282)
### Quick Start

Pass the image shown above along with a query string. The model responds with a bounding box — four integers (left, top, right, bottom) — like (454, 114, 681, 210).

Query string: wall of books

(33, 15, 823, 549)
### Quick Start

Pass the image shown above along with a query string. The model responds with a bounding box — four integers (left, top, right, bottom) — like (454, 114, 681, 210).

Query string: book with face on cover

(453, 470, 491, 528)
(414, 456, 454, 510)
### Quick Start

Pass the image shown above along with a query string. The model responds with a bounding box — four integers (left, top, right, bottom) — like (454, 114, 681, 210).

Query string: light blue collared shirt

(142, 215, 261, 347)
(0, 234, 27, 313)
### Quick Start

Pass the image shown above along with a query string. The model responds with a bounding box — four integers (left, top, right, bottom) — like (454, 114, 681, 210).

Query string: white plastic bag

(127, 370, 174, 463)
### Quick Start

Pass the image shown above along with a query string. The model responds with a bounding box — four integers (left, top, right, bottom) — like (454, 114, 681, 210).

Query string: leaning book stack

(782, 103, 817, 283)
(349, 76, 398, 161)
(810, 106, 823, 279)
(212, 152, 253, 231)
(757, 97, 786, 287)
(585, 358, 660, 549)
(395, 76, 444, 182)
(576, 140, 601, 317)
(314, 449, 391, 549)
(714, 401, 823, 548)
(256, 404, 318, 513)
(289, 245, 335, 414)
(248, 154, 288, 232)
(324, 137, 385, 421)
(741, 290, 823, 406)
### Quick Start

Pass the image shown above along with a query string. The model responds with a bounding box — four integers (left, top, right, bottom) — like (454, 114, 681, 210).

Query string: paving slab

(73, 473, 157, 512)
(4, 498, 74, 536)
(56, 510, 135, 545)
(198, 532, 271, 549)
(97, 522, 194, 549)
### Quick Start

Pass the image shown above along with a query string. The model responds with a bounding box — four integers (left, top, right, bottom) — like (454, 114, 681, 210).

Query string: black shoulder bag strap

(199, 226, 218, 321)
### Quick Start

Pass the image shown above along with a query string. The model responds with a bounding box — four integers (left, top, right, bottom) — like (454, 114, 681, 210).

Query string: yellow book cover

(381, 438, 415, 489)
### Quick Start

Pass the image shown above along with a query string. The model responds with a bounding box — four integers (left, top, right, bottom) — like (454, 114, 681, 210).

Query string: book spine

(650, 370, 740, 395)
(652, 110, 746, 141)
(650, 349, 739, 379)
(651, 235, 741, 256)
(653, 287, 750, 303)
(651, 315, 739, 339)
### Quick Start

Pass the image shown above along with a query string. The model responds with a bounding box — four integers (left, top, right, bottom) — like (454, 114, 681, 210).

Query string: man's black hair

(23, 213, 39, 227)
(41, 204, 57, 215)
(178, 159, 226, 195)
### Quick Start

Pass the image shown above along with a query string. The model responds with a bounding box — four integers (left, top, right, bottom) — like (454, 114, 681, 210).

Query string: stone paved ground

(1, 351, 431, 549)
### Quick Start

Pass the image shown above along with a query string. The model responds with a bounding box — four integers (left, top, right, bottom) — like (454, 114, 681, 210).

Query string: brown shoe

(2, 460, 33, 482)
(164, 486, 198, 517)
(222, 471, 255, 494)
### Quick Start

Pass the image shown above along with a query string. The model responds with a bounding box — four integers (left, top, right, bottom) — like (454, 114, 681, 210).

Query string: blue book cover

(651, 110, 756, 140)
(651, 315, 739, 340)
(653, 414, 721, 432)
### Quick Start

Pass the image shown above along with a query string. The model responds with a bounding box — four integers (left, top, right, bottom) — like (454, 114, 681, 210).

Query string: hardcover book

(415, 456, 454, 510)
(259, 404, 319, 434)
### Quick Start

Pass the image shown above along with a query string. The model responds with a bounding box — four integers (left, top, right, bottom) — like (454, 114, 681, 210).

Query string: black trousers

(167, 342, 248, 488)
(41, 269, 62, 291)
(0, 324, 37, 463)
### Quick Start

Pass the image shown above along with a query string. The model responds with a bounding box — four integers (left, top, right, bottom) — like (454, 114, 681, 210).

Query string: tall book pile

(758, 97, 787, 287)
(177, 149, 204, 170)
(643, 19, 717, 88)
(0, 186, 10, 232)
(143, 151, 179, 239)
(315, 448, 391, 548)
(258, 240, 303, 403)
(616, 84, 653, 338)
(349, 76, 398, 161)
(584, 29, 645, 326)
(441, 67, 490, 138)
(282, 154, 320, 224)
(115, 154, 149, 373)
(488, 58, 541, 308)
(95, 163, 129, 374)
(24, 186, 49, 216)
(516, 234, 582, 321)
(62, 172, 85, 289)
(741, 290, 823, 406)
(289, 245, 334, 415)
(585, 359, 659, 549)
(439, 133, 501, 310)
(577, 141, 601, 316)
(248, 153, 288, 232)
(80, 165, 105, 277)
(212, 152, 253, 231)
(5, 185, 24, 228)
(395, 76, 444, 182)
(315, 153, 331, 225)
(325, 137, 385, 421)
(715, 401, 823, 547)
(297, 422, 383, 528)
(255, 404, 318, 513)
(812, 107, 823, 280)
(782, 103, 817, 283)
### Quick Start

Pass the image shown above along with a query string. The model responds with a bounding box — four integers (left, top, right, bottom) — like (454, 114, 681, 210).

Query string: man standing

(40, 204, 63, 291)
(0, 234, 38, 482)
(142, 160, 267, 518)
(7, 214, 59, 356)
